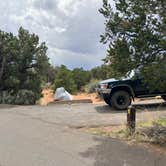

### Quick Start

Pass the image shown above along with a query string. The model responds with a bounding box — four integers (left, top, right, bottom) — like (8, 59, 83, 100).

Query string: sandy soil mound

(73, 93, 103, 104)
(38, 88, 103, 105)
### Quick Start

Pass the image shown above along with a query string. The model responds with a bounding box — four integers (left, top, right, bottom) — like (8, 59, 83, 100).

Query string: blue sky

(0, 0, 108, 69)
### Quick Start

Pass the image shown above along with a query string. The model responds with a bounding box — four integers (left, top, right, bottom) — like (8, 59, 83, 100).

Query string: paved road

(0, 100, 166, 166)
(1, 99, 166, 128)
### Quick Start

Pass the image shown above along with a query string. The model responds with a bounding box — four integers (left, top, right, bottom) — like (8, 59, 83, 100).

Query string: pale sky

(0, 0, 108, 69)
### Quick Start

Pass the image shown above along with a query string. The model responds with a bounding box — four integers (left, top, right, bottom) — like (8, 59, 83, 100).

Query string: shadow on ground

(0, 104, 19, 109)
(95, 101, 166, 114)
(80, 136, 166, 166)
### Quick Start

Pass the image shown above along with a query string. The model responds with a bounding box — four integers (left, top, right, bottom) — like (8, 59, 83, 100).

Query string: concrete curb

(49, 99, 93, 105)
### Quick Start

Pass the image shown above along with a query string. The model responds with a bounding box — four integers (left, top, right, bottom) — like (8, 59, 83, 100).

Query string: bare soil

(39, 88, 103, 105)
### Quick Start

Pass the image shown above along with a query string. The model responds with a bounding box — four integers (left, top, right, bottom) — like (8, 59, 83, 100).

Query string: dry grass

(85, 119, 166, 147)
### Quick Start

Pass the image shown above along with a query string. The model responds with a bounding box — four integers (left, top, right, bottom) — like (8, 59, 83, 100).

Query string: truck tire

(111, 90, 131, 110)
(104, 97, 111, 106)
(161, 95, 166, 101)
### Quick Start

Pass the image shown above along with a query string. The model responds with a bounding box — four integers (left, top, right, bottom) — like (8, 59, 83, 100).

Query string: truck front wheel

(103, 97, 111, 106)
(111, 91, 131, 110)
(161, 95, 166, 101)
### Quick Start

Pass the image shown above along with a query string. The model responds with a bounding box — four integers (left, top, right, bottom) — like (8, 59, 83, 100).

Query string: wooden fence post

(127, 105, 136, 134)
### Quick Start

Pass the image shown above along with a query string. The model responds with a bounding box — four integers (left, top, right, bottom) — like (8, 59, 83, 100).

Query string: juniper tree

(100, 0, 166, 91)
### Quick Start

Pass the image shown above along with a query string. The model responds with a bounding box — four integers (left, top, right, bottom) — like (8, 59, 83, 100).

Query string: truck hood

(99, 77, 130, 84)
(99, 78, 118, 84)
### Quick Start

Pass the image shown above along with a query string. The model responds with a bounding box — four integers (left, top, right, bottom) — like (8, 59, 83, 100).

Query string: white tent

(54, 87, 73, 101)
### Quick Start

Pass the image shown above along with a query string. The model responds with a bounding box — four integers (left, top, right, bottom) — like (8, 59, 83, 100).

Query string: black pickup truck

(96, 71, 166, 110)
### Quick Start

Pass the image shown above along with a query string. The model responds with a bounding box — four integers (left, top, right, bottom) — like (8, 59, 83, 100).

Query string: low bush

(15, 90, 36, 105)
(0, 91, 15, 104)
(0, 90, 37, 105)
(84, 79, 100, 93)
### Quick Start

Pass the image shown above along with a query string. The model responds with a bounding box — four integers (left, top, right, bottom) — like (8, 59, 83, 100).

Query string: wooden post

(127, 105, 136, 134)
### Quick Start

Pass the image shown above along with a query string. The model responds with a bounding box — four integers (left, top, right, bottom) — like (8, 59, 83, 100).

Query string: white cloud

(48, 47, 105, 70)
(0, 0, 107, 69)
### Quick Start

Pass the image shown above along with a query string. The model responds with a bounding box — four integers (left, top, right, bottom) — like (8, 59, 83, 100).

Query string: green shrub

(0, 90, 36, 105)
(15, 90, 36, 105)
(84, 79, 100, 93)
(54, 65, 77, 93)
(0, 91, 15, 104)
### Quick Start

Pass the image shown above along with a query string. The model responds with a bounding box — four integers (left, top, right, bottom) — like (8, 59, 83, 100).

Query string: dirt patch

(38, 88, 103, 105)
(38, 88, 54, 105)
(73, 93, 103, 104)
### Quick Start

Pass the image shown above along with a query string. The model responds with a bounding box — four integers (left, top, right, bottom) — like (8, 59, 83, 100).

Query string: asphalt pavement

(0, 99, 166, 128)
(0, 101, 166, 166)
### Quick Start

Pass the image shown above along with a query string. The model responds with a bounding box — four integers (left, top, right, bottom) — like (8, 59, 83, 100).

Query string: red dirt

(73, 93, 103, 104)
(39, 88, 103, 105)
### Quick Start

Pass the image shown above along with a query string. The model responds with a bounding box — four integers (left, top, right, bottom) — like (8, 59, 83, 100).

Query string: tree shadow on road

(95, 101, 166, 114)
(95, 105, 123, 114)
(79, 136, 166, 166)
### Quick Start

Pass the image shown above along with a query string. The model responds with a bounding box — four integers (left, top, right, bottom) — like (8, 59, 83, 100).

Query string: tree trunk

(0, 56, 6, 81)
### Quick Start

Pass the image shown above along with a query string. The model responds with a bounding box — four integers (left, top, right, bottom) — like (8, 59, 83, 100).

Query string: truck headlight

(100, 83, 108, 89)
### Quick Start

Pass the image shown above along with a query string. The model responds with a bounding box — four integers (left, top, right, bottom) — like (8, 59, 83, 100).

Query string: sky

(0, 0, 108, 69)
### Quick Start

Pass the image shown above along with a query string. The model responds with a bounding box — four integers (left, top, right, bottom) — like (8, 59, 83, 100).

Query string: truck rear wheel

(111, 90, 131, 110)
